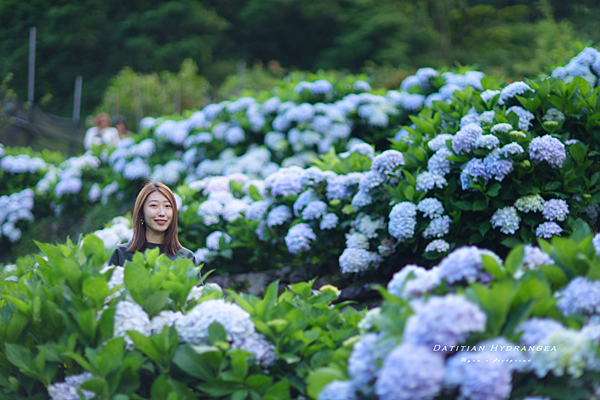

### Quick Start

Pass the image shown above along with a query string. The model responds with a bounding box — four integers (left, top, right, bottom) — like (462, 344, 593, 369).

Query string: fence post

(72, 75, 82, 155)
(27, 27, 36, 104)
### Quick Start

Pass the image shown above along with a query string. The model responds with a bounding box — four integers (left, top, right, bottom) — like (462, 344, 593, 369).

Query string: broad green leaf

(83, 277, 109, 308)
(245, 374, 273, 395)
(208, 322, 227, 345)
(263, 378, 290, 400)
(173, 345, 216, 380)
(306, 368, 345, 399)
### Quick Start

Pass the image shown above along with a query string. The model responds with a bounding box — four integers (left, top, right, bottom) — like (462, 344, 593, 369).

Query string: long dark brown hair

(128, 182, 183, 255)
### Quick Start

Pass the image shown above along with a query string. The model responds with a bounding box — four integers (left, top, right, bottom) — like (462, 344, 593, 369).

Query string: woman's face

(143, 191, 173, 237)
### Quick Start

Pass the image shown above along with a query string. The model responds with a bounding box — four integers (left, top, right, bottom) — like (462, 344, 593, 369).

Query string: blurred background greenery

(0, 0, 599, 129)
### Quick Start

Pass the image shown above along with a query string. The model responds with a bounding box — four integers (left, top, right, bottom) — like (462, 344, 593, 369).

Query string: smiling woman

(108, 181, 195, 266)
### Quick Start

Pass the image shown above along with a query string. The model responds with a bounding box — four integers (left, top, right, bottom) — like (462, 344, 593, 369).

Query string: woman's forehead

(145, 191, 170, 203)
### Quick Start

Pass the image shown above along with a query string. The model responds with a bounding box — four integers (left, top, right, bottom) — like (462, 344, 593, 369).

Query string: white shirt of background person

(83, 113, 121, 150)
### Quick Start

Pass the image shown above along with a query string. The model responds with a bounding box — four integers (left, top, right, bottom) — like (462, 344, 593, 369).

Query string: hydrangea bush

(0, 235, 363, 399)
(309, 226, 600, 400)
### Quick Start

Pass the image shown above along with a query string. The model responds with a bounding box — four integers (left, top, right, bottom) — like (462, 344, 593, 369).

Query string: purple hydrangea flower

(515, 318, 565, 347)
(555, 277, 600, 316)
(460, 158, 490, 190)
(403, 294, 487, 349)
(452, 123, 483, 154)
(428, 148, 453, 176)
(317, 380, 356, 400)
(374, 343, 445, 400)
(267, 205, 292, 227)
(528, 135, 566, 168)
(320, 213, 339, 230)
(417, 198, 445, 218)
(427, 134, 454, 151)
(388, 202, 418, 241)
(535, 222, 562, 238)
(506, 106, 535, 131)
(285, 223, 316, 254)
(541, 199, 569, 221)
(490, 206, 521, 234)
(437, 246, 483, 284)
(423, 215, 451, 238)
(371, 150, 405, 174)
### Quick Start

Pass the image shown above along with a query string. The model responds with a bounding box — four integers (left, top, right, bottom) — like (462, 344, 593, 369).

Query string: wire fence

(0, 94, 84, 157)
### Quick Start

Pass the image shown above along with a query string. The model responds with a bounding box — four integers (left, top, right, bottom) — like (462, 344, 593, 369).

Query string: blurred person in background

(113, 115, 132, 140)
(83, 112, 120, 149)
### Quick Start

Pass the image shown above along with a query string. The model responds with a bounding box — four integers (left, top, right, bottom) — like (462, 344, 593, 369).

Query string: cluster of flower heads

(93, 216, 133, 249)
(35, 152, 101, 201)
(112, 296, 277, 368)
(0, 188, 35, 243)
(48, 372, 95, 400)
(552, 47, 600, 87)
(0, 153, 47, 174)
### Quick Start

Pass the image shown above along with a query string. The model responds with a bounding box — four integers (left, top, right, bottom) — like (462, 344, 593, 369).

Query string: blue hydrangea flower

(475, 135, 500, 149)
(428, 148, 453, 176)
(416, 172, 447, 192)
(346, 232, 370, 249)
(498, 142, 525, 157)
(514, 194, 545, 213)
(480, 110, 496, 124)
(593, 233, 600, 255)
(285, 223, 316, 254)
(460, 158, 490, 190)
(351, 190, 373, 208)
(48, 372, 95, 400)
(535, 222, 562, 238)
(491, 123, 513, 135)
(206, 231, 231, 251)
(371, 150, 405, 174)
(328, 123, 352, 140)
(245, 200, 272, 222)
(346, 142, 375, 159)
(541, 199, 569, 221)
(528, 135, 566, 168)
(302, 201, 328, 220)
(358, 170, 386, 192)
(483, 150, 514, 181)
(348, 333, 378, 387)
(452, 123, 483, 154)
(480, 89, 501, 102)
(403, 294, 487, 348)
(445, 349, 513, 400)
(397, 93, 426, 112)
(490, 206, 521, 234)
(555, 277, 600, 316)
(425, 239, 450, 253)
(353, 80, 371, 92)
(499, 82, 533, 105)
(515, 318, 565, 347)
(320, 213, 339, 230)
(423, 215, 451, 238)
(460, 112, 481, 128)
(427, 134, 454, 151)
(317, 380, 356, 400)
(417, 198, 445, 218)
(437, 246, 483, 284)
(388, 265, 441, 298)
(374, 343, 445, 400)
(506, 106, 535, 131)
(522, 245, 554, 269)
(528, 328, 598, 378)
(388, 202, 418, 241)
(266, 205, 292, 227)
(353, 214, 385, 238)
(387, 264, 426, 297)
(310, 80, 334, 95)
(357, 104, 389, 128)
(339, 248, 383, 273)
(400, 75, 421, 92)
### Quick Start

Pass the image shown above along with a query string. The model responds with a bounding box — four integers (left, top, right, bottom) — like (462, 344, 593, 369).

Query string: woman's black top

(108, 242, 196, 266)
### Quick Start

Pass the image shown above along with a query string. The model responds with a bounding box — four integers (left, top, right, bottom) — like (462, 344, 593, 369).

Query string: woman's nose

(157, 206, 165, 216)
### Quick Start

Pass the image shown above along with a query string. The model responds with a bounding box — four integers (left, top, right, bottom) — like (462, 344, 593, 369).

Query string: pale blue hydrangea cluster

(445, 345, 513, 400)
(416, 171, 448, 192)
(490, 206, 521, 234)
(499, 82, 533, 105)
(436, 246, 488, 284)
(113, 300, 152, 349)
(387, 264, 441, 299)
(400, 67, 438, 92)
(528, 135, 566, 168)
(542, 108, 565, 123)
(294, 80, 333, 95)
(0, 189, 35, 243)
(347, 333, 379, 387)
(0, 154, 46, 174)
(514, 194, 545, 213)
(176, 299, 276, 367)
(423, 215, 451, 239)
(480, 89, 500, 102)
(555, 277, 600, 316)
(498, 142, 524, 157)
(506, 106, 535, 131)
(352, 213, 385, 239)
(285, 223, 316, 254)
(48, 372, 95, 400)
(522, 244, 554, 270)
(403, 294, 487, 349)
(594, 233, 600, 255)
(541, 199, 569, 221)
(552, 47, 600, 87)
(475, 134, 500, 149)
(206, 231, 232, 251)
(339, 247, 383, 274)
(490, 123, 513, 135)
(427, 134, 454, 151)
(371, 150, 404, 174)
(267, 205, 292, 227)
(516, 318, 566, 347)
(320, 213, 339, 230)
(424, 239, 450, 253)
(374, 343, 445, 400)
(417, 198, 444, 218)
(388, 202, 418, 241)
(535, 222, 562, 238)
(317, 380, 356, 400)
(452, 123, 483, 154)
